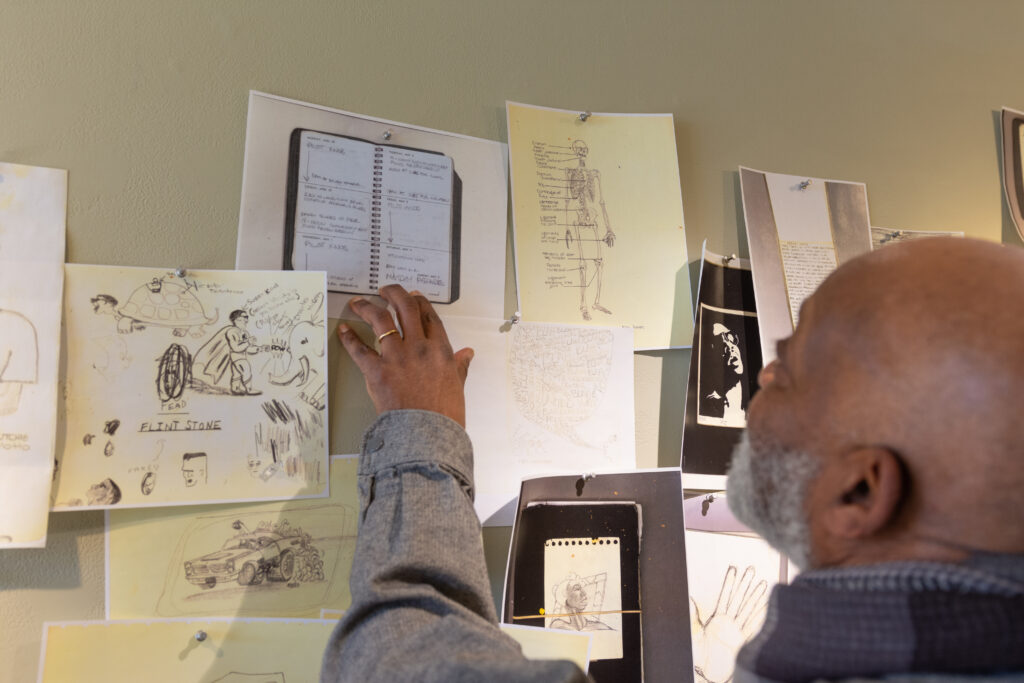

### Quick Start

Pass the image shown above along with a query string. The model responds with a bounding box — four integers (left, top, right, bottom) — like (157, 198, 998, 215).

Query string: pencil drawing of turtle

(113, 278, 218, 337)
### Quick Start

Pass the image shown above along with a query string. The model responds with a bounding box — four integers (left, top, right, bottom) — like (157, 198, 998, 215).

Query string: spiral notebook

(284, 128, 461, 303)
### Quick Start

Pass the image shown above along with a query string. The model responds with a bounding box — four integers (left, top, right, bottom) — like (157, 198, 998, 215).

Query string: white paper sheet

(236, 91, 508, 320)
(444, 317, 636, 526)
(53, 265, 328, 510)
(0, 162, 67, 548)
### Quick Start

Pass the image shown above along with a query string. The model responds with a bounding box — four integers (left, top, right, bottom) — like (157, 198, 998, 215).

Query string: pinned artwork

(236, 91, 508, 320)
(681, 245, 763, 490)
(38, 618, 335, 683)
(435, 317, 636, 525)
(544, 537, 622, 661)
(739, 167, 872, 365)
(506, 101, 693, 350)
(870, 226, 964, 250)
(52, 265, 328, 510)
(685, 529, 781, 683)
(0, 161, 67, 548)
(108, 456, 359, 619)
(1001, 107, 1024, 242)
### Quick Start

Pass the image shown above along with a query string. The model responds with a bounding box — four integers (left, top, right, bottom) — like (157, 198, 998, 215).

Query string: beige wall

(2, 1, 1021, 680)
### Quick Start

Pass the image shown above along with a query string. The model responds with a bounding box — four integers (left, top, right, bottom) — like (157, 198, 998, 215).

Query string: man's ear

(821, 447, 905, 540)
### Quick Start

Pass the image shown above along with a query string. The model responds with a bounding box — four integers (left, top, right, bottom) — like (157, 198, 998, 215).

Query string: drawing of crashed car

(184, 520, 300, 588)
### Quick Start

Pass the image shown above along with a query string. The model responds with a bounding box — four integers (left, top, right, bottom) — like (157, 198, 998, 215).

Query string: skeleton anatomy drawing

(535, 140, 616, 320)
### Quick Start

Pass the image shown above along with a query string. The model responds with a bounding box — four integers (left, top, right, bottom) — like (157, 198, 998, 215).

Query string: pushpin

(382, 130, 393, 141)
(579, 112, 591, 122)
(174, 266, 187, 278)
(798, 180, 812, 190)
(194, 630, 207, 642)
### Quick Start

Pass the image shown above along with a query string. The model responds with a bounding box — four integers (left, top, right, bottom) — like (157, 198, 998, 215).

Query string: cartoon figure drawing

(92, 278, 218, 337)
(192, 310, 272, 396)
(181, 452, 208, 487)
(563, 140, 616, 321)
(268, 320, 323, 388)
(0, 309, 38, 416)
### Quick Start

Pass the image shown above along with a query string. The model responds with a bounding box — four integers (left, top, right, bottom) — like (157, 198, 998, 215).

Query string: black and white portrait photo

(696, 305, 761, 429)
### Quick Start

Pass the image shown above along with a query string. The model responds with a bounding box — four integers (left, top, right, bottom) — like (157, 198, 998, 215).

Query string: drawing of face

(712, 323, 743, 376)
(246, 451, 263, 477)
(565, 582, 588, 611)
(141, 472, 156, 495)
(181, 453, 207, 487)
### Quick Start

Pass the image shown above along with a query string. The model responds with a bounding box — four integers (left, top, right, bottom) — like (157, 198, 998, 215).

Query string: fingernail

(337, 323, 350, 334)
(410, 290, 423, 296)
(349, 297, 365, 306)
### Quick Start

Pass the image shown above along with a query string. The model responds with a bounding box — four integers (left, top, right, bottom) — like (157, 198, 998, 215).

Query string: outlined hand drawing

(0, 309, 38, 416)
(689, 565, 768, 683)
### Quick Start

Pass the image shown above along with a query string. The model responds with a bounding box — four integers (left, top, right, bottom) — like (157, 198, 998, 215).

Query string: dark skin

(751, 237, 1024, 568)
(336, 284, 474, 428)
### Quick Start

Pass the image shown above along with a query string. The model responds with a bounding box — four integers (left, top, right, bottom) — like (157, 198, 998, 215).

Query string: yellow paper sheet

(507, 102, 693, 350)
(500, 623, 592, 672)
(39, 618, 335, 683)
(108, 456, 358, 618)
(53, 265, 328, 510)
(0, 162, 66, 548)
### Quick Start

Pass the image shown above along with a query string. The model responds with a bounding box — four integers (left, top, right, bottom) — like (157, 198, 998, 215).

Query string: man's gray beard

(726, 431, 821, 570)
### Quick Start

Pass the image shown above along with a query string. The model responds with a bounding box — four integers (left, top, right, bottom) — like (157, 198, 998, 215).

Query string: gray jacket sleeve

(321, 409, 591, 683)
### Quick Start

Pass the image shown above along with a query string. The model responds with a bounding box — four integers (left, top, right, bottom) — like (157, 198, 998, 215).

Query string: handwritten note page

(544, 537, 622, 661)
(507, 101, 693, 350)
(289, 131, 457, 302)
(39, 618, 335, 683)
(0, 162, 66, 548)
(53, 265, 328, 510)
(236, 92, 508, 320)
(108, 456, 358, 619)
(762, 173, 838, 327)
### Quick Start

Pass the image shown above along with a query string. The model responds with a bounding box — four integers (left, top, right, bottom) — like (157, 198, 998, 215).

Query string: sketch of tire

(238, 562, 259, 586)
(157, 343, 192, 401)
(268, 549, 295, 582)
(202, 577, 216, 590)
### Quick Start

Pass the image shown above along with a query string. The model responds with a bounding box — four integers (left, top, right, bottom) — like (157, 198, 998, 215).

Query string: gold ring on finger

(376, 329, 400, 343)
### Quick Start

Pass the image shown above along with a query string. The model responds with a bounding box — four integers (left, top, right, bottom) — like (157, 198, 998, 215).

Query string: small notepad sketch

(285, 129, 461, 303)
(544, 537, 622, 661)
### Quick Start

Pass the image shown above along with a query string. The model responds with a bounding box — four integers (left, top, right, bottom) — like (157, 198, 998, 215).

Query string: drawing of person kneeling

(550, 573, 613, 632)
(192, 310, 270, 396)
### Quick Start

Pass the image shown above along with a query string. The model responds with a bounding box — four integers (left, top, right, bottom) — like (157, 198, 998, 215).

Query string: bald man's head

(729, 238, 1024, 568)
